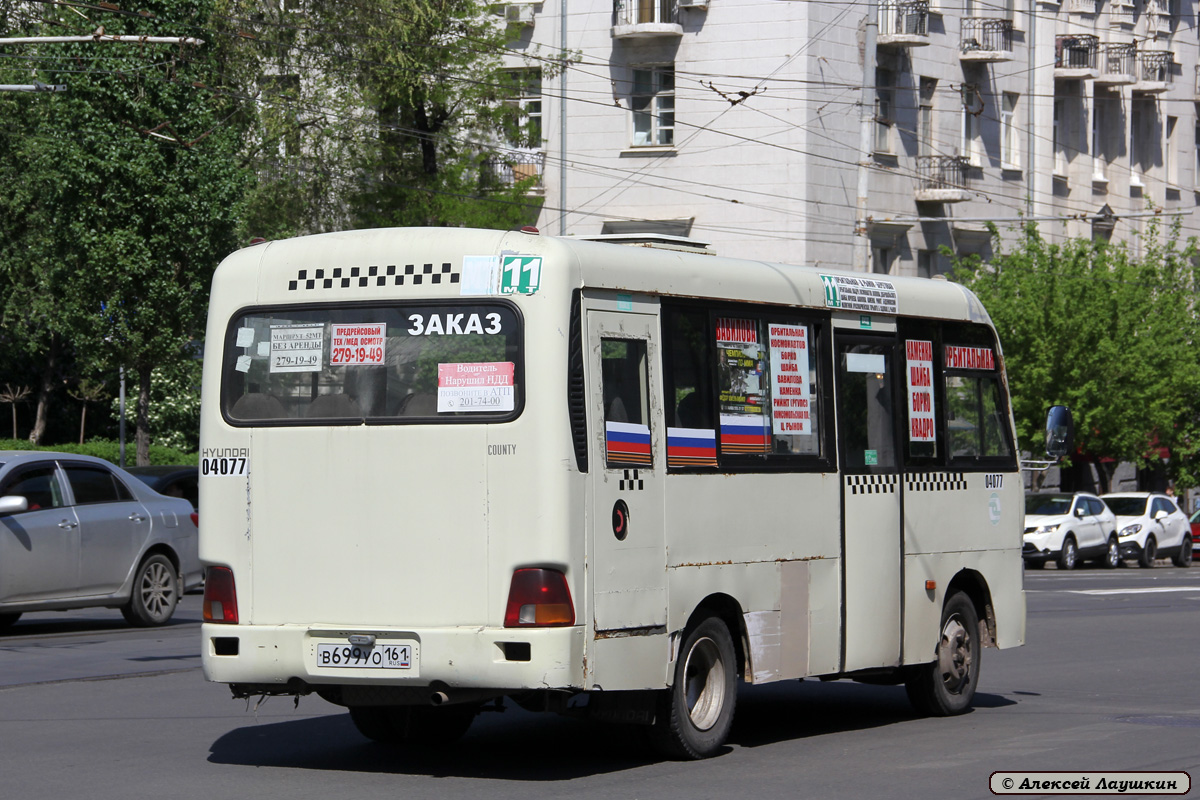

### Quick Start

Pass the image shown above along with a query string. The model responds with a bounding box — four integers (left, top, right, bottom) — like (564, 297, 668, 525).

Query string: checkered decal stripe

(620, 469, 645, 491)
(288, 262, 461, 291)
(845, 474, 898, 495)
(905, 472, 968, 493)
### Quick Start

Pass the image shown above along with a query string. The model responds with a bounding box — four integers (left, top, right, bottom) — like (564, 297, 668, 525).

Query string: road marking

(1064, 587, 1200, 596)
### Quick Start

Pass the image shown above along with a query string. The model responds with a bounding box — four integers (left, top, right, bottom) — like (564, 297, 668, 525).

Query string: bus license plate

(315, 643, 413, 669)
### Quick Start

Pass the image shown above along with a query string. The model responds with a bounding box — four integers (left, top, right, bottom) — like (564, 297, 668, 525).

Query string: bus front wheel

(649, 616, 738, 760)
(348, 704, 477, 745)
(905, 592, 980, 717)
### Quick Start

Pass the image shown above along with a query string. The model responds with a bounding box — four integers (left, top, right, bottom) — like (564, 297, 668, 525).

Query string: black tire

(121, 554, 180, 627)
(1025, 559, 1045, 570)
(1138, 535, 1157, 569)
(1171, 535, 1193, 568)
(1099, 537, 1120, 569)
(349, 704, 477, 745)
(0, 612, 20, 631)
(905, 592, 981, 717)
(1056, 536, 1078, 570)
(649, 616, 738, 760)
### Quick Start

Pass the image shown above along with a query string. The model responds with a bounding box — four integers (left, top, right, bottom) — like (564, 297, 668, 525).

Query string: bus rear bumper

(201, 622, 587, 696)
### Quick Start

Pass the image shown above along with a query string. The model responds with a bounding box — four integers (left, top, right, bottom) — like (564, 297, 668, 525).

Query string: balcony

(1054, 35, 1098, 79)
(915, 155, 972, 203)
(1094, 42, 1136, 85)
(612, 0, 682, 39)
(1109, 2, 1133, 26)
(1133, 50, 1172, 94)
(960, 18, 1014, 63)
(1066, 0, 1097, 13)
(878, 1, 930, 48)
(484, 151, 545, 194)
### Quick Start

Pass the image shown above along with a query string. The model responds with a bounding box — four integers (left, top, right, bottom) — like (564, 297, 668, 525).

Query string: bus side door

(585, 302, 668, 684)
(835, 332, 903, 671)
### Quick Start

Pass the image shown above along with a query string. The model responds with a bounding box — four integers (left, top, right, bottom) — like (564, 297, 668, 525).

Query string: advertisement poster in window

(906, 339, 936, 443)
(716, 317, 770, 453)
(768, 323, 811, 436)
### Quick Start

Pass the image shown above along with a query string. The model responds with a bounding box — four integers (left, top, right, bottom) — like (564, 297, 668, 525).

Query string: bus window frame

(219, 298, 526, 428)
(939, 321, 1017, 471)
(661, 299, 835, 474)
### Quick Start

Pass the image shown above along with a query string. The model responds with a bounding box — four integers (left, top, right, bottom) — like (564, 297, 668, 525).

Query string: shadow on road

(207, 680, 1019, 777)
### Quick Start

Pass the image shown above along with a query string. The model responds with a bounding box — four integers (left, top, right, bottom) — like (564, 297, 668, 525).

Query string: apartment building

(498, 0, 1200, 272)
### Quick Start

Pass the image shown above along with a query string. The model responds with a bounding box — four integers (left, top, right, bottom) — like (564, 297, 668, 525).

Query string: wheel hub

(936, 616, 972, 693)
(683, 637, 726, 731)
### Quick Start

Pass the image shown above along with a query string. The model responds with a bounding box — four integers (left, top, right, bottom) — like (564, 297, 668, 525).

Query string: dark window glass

(1, 465, 65, 510)
(601, 338, 651, 469)
(222, 302, 522, 425)
(945, 374, 1012, 462)
(837, 343, 896, 471)
(65, 466, 127, 505)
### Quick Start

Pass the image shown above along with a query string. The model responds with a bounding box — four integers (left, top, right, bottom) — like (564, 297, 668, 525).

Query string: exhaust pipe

(430, 691, 449, 706)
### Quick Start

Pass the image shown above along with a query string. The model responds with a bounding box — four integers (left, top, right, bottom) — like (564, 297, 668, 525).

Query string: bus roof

(215, 227, 992, 328)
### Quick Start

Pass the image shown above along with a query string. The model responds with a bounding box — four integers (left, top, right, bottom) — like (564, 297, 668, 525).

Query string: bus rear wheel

(348, 704, 478, 745)
(649, 616, 738, 760)
(905, 592, 980, 717)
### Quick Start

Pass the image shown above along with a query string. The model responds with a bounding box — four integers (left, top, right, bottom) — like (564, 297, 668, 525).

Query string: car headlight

(1119, 523, 1142, 537)
(1035, 524, 1060, 534)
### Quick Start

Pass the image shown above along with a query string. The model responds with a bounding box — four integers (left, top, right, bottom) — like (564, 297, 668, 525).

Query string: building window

(918, 77, 936, 157)
(1000, 92, 1019, 169)
(258, 74, 302, 158)
(960, 86, 983, 167)
(1194, 113, 1200, 187)
(1130, 99, 1147, 186)
(872, 245, 892, 275)
(875, 69, 894, 154)
(503, 69, 543, 149)
(1053, 97, 1066, 176)
(917, 249, 934, 278)
(1165, 115, 1177, 186)
(1092, 88, 1116, 182)
(631, 66, 674, 147)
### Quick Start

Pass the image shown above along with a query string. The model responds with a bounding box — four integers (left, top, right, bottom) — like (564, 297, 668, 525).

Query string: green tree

(0, 0, 251, 463)
(951, 221, 1200, 492)
(214, 0, 555, 238)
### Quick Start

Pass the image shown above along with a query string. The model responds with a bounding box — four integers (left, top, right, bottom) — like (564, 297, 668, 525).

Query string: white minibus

(200, 227, 1028, 758)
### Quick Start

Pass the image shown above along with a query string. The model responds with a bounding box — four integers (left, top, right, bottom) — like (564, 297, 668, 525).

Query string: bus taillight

(203, 566, 239, 624)
(504, 568, 574, 627)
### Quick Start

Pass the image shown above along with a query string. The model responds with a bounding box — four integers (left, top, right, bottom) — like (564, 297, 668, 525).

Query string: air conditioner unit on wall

(505, 3, 535, 26)
(678, 0, 708, 9)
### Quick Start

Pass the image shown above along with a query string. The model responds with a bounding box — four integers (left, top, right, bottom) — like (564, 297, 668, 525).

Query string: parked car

(1023, 492, 1119, 570)
(0, 452, 201, 631)
(124, 465, 199, 512)
(1102, 492, 1193, 568)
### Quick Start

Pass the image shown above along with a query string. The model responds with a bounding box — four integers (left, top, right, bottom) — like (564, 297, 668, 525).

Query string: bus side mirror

(1045, 405, 1074, 460)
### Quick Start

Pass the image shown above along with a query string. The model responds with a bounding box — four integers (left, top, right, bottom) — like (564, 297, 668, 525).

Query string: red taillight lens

(189, 512, 199, 528)
(504, 568, 574, 627)
(203, 566, 238, 623)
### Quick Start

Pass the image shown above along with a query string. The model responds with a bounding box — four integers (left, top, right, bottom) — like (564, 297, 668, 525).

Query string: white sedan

(1101, 492, 1193, 568)
(1023, 492, 1119, 570)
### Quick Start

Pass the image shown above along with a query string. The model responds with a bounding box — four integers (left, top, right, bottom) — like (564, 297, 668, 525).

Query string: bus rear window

(221, 302, 522, 424)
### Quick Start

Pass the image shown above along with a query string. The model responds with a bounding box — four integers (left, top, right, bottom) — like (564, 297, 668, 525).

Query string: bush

(0, 437, 198, 466)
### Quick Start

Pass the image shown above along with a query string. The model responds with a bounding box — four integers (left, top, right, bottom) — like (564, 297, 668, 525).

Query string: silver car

(0, 452, 201, 631)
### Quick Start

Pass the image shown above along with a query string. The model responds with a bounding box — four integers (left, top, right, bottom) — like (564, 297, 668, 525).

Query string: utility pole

(853, 0, 880, 273)
(558, 0, 567, 236)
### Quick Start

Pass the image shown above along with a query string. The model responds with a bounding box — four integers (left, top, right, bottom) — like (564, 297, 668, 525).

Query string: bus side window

(946, 374, 1012, 461)
(665, 309, 713, 429)
(601, 339, 648, 425)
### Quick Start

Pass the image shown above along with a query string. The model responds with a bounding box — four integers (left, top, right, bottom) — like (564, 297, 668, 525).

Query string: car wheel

(649, 616, 738, 760)
(0, 612, 20, 631)
(1172, 535, 1193, 568)
(1100, 537, 1120, 569)
(1025, 559, 1045, 570)
(349, 704, 478, 745)
(905, 592, 981, 716)
(1138, 535, 1157, 569)
(1057, 536, 1078, 570)
(121, 554, 180, 627)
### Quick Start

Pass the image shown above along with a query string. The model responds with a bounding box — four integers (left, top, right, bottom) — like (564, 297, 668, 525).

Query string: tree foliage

(0, 0, 250, 461)
(951, 221, 1200, 491)
(214, 0, 555, 238)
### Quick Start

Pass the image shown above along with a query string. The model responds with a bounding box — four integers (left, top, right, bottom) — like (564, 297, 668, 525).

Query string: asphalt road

(0, 566, 1197, 800)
